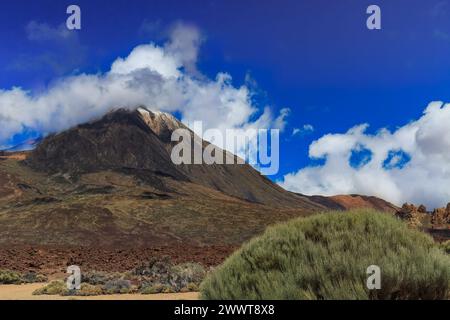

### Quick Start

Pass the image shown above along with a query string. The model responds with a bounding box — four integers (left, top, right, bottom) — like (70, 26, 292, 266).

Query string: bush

(201, 209, 450, 300)
(0, 270, 22, 284)
(133, 257, 172, 276)
(441, 241, 450, 254)
(63, 283, 104, 296)
(82, 271, 119, 285)
(0, 270, 48, 285)
(103, 279, 132, 294)
(169, 263, 206, 292)
(134, 259, 206, 293)
(33, 280, 68, 295)
(180, 282, 199, 293)
(140, 283, 166, 294)
(33, 280, 110, 297)
(21, 272, 48, 284)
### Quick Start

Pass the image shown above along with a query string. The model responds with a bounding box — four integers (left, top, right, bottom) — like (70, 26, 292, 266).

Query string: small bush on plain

(0, 270, 23, 284)
(32, 280, 68, 295)
(103, 279, 132, 294)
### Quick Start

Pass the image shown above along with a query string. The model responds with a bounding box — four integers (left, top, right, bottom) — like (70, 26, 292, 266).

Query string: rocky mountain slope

(25, 108, 323, 209)
(0, 107, 406, 272)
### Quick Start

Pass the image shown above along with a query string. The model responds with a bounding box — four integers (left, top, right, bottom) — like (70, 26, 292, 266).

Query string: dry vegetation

(32, 258, 206, 296)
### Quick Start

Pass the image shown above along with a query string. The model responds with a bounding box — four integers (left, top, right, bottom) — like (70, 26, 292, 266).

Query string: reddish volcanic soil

(0, 245, 237, 276)
(330, 194, 399, 212)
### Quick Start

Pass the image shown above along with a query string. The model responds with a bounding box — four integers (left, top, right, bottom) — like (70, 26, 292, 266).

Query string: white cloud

(26, 21, 73, 41)
(279, 101, 450, 208)
(0, 23, 287, 153)
(273, 108, 291, 131)
(110, 44, 181, 78)
(292, 124, 314, 136)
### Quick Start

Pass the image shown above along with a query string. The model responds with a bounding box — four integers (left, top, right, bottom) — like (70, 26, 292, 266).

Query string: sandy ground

(0, 283, 199, 300)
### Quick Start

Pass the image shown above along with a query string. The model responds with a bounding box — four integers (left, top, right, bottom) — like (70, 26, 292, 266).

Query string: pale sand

(0, 283, 200, 300)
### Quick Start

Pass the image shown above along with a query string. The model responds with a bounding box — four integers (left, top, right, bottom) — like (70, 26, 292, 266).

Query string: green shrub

(441, 240, 450, 254)
(0, 270, 22, 284)
(169, 263, 206, 292)
(0, 270, 47, 285)
(134, 259, 206, 293)
(82, 271, 119, 285)
(21, 272, 48, 284)
(201, 209, 450, 300)
(34, 281, 104, 297)
(63, 283, 104, 296)
(140, 283, 166, 294)
(33, 280, 68, 295)
(162, 287, 175, 293)
(103, 279, 132, 294)
(180, 282, 199, 293)
(133, 257, 172, 277)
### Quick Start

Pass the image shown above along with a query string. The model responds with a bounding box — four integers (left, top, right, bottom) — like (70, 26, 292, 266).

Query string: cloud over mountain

(0, 23, 287, 150)
(280, 101, 450, 208)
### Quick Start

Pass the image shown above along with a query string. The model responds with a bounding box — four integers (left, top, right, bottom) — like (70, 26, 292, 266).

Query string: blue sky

(2, 0, 450, 206)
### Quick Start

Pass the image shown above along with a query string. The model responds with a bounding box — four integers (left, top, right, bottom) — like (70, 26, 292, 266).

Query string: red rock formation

(395, 203, 424, 227)
(431, 203, 450, 226)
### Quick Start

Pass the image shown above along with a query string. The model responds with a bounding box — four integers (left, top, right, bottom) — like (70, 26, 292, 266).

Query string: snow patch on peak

(137, 106, 184, 139)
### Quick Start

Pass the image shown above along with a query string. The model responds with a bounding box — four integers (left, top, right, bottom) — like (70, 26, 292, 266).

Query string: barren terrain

(0, 283, 199, 300)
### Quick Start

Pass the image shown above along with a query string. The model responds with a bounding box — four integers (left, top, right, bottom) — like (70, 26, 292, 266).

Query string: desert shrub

(82, 271, 120, 285)
(180, 282, 199, 293)
(21, 272, 48, 284)
(0, 270, 23, 284)
(168, 263, 206, 292)
(134, 258, 206, 293)
(162, 286, 175, 293)
(103, 279, 132, 294)
(201, 209, 450, 300)
(133, 257, 172, 279)
(140, 283, 166, 294)
(441, 240, 450, 254)
(63, 283, 104, 296)
(33, 280, 68, 295)
(33, 280, 105, 297)
(0, 270, 47, 284)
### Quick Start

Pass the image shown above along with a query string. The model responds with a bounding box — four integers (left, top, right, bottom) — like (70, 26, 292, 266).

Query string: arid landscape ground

(0, 283, 199, 300)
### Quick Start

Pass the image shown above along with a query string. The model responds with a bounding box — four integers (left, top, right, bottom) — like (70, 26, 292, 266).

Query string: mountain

(311, 194, 399, 212)
(25, 107, 323, 209)
(0, 107, 400, 272)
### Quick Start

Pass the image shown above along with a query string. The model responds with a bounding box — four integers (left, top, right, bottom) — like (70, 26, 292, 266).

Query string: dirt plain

(0, 283, 199, 300)
(0, 245, 236, 276)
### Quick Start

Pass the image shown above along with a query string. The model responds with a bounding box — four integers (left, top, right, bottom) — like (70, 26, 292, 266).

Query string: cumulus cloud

(0, 23, 287, 153)
(279, 101, 450, 208)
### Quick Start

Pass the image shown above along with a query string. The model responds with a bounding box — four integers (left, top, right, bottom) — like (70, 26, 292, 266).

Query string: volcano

(0, 107, 398, 272)
(25, 107, 325, 208)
